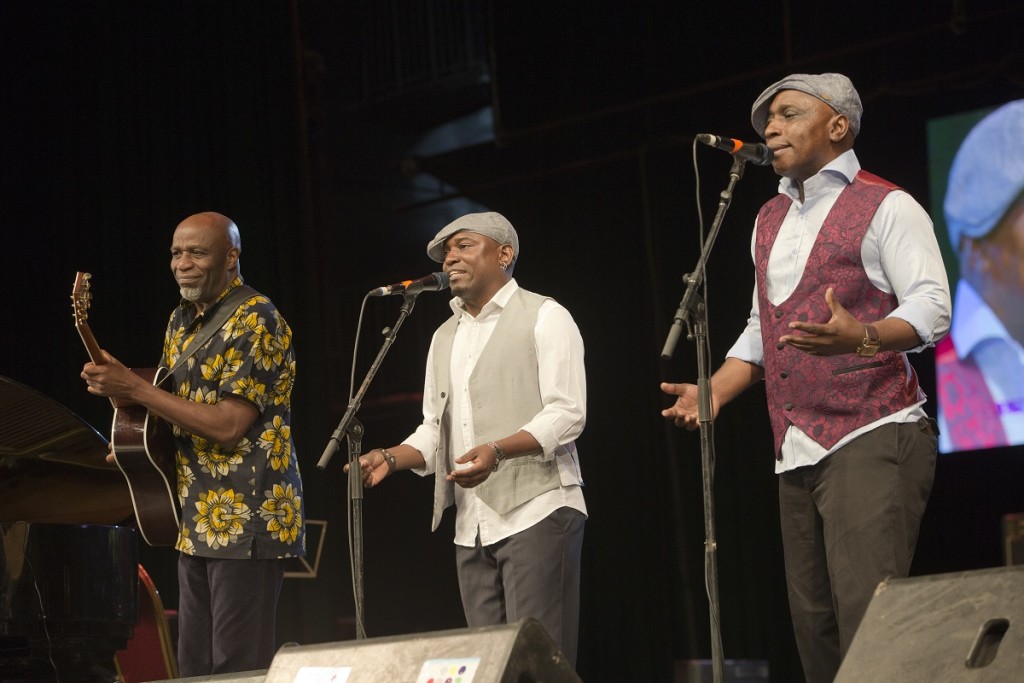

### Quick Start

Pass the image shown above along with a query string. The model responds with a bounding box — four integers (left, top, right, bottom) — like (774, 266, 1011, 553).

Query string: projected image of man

(937, 100, 1024, 452)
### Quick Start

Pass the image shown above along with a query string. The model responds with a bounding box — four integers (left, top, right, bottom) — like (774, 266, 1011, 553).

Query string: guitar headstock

(72, 271, 93, 329)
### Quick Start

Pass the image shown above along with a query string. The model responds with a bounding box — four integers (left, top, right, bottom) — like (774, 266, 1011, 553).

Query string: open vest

(428, 288, 562, 531)
(755, 170, 921, 459)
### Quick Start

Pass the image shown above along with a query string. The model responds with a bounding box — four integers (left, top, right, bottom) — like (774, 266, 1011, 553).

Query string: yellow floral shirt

(162, 277, 304, 560)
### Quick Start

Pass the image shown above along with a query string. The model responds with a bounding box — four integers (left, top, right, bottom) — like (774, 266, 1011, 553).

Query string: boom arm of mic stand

(661, 156, 746, 361)
(318, 293, 419, 470)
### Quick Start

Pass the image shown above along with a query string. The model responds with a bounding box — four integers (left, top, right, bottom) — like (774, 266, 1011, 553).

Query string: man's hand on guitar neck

(81, 351, 144, 406)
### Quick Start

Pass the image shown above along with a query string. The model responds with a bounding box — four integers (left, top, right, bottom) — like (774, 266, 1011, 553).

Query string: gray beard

(180, 286, 202, 302)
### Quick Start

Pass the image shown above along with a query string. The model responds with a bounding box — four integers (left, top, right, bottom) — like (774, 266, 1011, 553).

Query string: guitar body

(111, 367, 181, 547)
(72, 272, 181, 547)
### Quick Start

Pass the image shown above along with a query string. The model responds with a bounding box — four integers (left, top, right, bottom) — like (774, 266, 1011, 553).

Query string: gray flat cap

(944, 99, 1024, 247)
(427, 212, 519, 263)
(751, 73, 863, 139)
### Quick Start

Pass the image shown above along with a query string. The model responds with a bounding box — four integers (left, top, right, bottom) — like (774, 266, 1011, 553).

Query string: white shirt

(403, 279, 587, 546)
(938, 279, 1024, 451)
(726, 150, 951, 472)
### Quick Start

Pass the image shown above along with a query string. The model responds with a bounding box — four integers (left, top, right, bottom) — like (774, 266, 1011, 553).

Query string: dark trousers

(779, 418, 937, 683)
(176, 553, 285, 676)
(455, 506, 585, 668)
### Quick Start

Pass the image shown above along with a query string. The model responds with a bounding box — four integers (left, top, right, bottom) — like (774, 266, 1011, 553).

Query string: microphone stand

(662, 155, 748, 683)
(317, 291, 422, 639)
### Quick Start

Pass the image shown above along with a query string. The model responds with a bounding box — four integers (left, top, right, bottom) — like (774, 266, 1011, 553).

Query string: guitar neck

(71, 272, 117, 408)
(75, 321, 107, 366)
(77, 321, 120, 409)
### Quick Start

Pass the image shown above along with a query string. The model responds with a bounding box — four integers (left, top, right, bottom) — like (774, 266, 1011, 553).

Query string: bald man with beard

(82, 212, 305, 675)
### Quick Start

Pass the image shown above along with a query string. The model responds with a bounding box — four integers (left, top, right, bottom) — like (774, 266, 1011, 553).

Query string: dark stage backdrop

(2, 3, 1023, 682)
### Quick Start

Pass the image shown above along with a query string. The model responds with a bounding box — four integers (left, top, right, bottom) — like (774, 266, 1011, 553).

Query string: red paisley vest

(935, 335, 1007, 451)
(755, 170, 921, 459)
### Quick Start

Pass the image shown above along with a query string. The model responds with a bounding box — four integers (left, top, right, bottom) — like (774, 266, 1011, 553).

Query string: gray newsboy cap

(427, 211, 520, 263)
(750, 73, 863, 139)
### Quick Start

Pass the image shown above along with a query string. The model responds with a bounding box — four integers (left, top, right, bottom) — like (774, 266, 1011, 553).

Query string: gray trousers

(779, 418, 937, 683)
(455, 506, 585, 668)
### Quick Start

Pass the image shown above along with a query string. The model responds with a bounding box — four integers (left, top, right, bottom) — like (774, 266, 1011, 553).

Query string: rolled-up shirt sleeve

(871, 191, 952, 349)
(520, 301, 587, 456)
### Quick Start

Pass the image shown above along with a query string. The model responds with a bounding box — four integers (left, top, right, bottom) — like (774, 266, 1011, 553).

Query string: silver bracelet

(487, 441, 506, 471)
(378, 447, 396, 474)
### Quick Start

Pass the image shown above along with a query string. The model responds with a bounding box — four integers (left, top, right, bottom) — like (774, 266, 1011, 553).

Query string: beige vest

(429, 288, 562, 531)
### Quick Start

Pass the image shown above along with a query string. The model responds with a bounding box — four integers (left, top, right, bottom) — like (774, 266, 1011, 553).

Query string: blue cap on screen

(944, 100, 1024, 248)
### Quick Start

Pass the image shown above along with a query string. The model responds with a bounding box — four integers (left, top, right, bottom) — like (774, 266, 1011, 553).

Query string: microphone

(369, 272, 450, 297)
(696, 134, 774, 166)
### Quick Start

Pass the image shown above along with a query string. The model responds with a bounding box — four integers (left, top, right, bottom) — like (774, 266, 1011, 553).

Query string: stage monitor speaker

(835, 565, 1024, 682)
(264, 617, 580, 683)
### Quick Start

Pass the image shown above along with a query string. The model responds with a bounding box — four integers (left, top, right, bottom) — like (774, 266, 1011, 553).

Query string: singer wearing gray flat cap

(346, 211, 588, 668)
(661, 73, 951, 683)
(936, 100, 1024, 453)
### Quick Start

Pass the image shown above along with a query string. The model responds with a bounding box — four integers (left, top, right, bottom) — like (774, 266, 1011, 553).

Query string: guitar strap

(154, 285, 258, 389)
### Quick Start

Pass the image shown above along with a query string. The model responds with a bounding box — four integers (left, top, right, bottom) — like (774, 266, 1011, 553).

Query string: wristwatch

(856, 324, 881, 358)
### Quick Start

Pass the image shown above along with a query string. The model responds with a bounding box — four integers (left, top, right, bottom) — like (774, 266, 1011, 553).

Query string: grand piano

(0, 375, 138, 682)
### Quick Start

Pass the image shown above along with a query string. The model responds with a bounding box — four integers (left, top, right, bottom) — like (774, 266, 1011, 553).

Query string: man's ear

(829, 114, 850, 142)
(959, 235, 991, 283)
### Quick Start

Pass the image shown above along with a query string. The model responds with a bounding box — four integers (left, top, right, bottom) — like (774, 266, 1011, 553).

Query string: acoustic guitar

(72, 272, 180, 546)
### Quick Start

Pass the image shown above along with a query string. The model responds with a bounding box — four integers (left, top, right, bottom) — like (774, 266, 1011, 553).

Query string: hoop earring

(499, 261, 508, 271)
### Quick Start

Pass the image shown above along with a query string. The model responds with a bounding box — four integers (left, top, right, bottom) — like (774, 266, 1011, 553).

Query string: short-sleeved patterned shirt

(161, 276, 304, 560)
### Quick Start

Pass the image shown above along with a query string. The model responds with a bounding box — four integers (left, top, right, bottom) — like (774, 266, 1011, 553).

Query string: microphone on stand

(369, 272, 450, 297)
(696, 134, 774, 166)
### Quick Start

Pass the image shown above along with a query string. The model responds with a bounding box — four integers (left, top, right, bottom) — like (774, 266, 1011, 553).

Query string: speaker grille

(264, 618, 580, 683)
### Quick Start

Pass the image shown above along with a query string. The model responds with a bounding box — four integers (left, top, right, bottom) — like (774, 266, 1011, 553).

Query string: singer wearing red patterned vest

(661, 73, 950, 683)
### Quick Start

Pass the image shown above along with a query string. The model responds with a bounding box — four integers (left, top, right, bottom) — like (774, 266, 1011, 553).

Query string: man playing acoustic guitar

(81, 211, 304, 675)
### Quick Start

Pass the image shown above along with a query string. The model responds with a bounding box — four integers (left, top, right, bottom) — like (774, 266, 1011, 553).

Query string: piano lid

(0, 374, 133, 525)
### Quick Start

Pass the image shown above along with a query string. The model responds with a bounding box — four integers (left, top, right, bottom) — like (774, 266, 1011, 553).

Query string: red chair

(114, 564, 179, 682)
